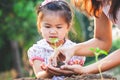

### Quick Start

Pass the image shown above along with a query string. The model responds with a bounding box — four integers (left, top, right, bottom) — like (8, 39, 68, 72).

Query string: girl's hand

(47, 65, 75, 76)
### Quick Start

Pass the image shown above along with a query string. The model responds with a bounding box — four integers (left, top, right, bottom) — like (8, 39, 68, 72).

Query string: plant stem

(98, 63, 104, 80)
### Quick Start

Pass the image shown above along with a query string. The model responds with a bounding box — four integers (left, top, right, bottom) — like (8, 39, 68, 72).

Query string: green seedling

(50, 38, 59, 49)
(90, 47, 108, 80)
(50, 38, 64, 67)
(90, 47, 108, 62)
(50, 38, 59, 44)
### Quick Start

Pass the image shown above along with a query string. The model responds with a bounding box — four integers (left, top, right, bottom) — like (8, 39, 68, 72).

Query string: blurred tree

(69, 7, 96, 64)
(0, 0, 94, 78)
(0, 0, 43, 78)
(110, 38, 120, 52)
(69, 8, 94, 43)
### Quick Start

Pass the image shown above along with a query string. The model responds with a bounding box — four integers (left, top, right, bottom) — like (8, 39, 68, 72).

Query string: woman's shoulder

(103, 4, 120, 28)
(115, 10, 120, 29)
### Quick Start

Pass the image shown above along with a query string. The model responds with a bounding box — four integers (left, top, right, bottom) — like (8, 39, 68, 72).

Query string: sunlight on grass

(0, 70, 13, 80)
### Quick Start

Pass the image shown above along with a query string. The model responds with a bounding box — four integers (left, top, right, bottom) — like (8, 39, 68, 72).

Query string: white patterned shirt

(27, 39, 86, 66)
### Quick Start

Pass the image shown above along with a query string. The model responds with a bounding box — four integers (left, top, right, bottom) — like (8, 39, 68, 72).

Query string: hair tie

(41, 0, 59, 6)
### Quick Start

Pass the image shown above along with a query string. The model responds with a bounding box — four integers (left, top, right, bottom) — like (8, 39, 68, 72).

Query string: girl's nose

(49, 29, 57, 34)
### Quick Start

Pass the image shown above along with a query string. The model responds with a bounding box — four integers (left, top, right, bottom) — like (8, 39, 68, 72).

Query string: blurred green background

(0, 0, 120, 80)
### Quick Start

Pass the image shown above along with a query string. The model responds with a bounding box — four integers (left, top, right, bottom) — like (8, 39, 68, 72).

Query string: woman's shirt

(103, 4, 120, 29)
(27, 39, 86, 66)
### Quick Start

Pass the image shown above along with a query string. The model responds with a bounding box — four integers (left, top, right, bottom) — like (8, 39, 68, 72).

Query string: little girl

(27, 0, 85, 79)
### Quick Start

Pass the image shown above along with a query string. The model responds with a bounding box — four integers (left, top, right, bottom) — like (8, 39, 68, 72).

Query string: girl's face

(40, 13, 70, 43)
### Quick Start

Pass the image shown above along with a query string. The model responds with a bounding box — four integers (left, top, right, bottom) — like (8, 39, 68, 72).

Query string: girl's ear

(67, 23, 71, 29)
(37, 26, 41, 33)
(39, 28, 42, 34)
(68, 26, 71, 31)
(37, 25, 42, 34)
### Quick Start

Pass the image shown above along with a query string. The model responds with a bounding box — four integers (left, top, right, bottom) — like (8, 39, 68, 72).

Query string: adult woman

(48, 0, 120, 75)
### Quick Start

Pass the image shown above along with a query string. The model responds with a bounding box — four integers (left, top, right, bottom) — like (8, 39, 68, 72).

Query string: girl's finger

(40, 63, 47, 70)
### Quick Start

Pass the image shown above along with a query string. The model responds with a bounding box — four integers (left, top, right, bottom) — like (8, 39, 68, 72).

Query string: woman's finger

(60, 65, 83, 74)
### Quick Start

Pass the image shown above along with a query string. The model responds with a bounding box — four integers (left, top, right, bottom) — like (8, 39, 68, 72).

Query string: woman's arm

(81, 49, 120, 74)
(32, 60, 53, 79)
(74, 11, 112, 56)
(50, 11, 113, 64)
(60, 49, 120, 74)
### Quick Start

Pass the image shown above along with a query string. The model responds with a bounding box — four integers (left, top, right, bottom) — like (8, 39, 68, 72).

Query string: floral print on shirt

(27, 39, 86, 66)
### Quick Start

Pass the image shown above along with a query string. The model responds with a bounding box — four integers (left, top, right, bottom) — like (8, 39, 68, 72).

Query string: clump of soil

(14, 74, 117, 80)
(56, 61, 65, 68)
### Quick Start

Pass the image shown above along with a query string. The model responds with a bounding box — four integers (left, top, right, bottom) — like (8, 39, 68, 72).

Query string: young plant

(50, 38, 59, 49)
(50, 38, 64, 67)
(90, 47, 108, 62)
(90, 47, 108, 80)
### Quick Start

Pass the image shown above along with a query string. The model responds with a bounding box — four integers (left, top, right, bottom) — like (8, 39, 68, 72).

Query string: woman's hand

(49, 46, 75, 67)
(60, 64, 85, 75)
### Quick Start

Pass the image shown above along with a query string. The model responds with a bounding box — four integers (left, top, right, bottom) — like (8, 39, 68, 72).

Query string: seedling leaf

(99, 50, 108, 55)
(50, 38, 59, 44)
(90, 47, 108, 62)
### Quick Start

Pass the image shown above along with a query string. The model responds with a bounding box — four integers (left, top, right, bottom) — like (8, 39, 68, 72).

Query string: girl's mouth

(49, 36, 58, 38)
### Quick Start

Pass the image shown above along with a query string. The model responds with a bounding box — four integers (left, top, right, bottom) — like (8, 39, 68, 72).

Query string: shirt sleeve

(27, 45, 45, 66)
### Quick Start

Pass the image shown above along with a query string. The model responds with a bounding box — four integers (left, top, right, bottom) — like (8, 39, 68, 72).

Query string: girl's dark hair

(36, 1, 72, 29)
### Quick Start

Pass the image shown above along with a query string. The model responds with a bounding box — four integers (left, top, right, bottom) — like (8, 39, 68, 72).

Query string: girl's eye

(45, 26, 51, 28)
(57, 26, 62, 29)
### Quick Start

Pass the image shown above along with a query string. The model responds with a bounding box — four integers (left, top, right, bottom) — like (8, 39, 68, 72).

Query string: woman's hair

(71, 0, 120, 22)
(109, 0, 120, 21)
(36, 0, 73, 32)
